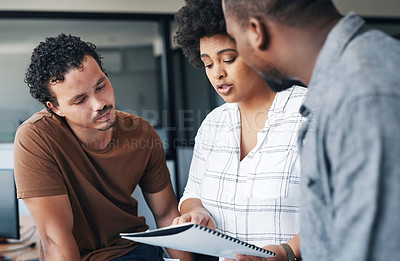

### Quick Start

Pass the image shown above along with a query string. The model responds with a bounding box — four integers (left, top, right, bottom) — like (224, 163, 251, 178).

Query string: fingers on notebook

(190, 211, 216, 229)
(172, 213, 196, 225)
(172, 216, 180, 225)
(203, 215, 216, 230)
(173, 212, 216, 230)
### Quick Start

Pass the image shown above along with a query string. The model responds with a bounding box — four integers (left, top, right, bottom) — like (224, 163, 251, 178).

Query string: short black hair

(25, 33, 104, 111)
(174, 0, 227, 68)
(223, 0, 337, 28)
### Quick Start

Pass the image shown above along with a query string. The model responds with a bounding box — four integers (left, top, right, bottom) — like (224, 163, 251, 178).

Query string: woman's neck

(238, 86, 276, 161)
(239, 94, 275, 113)
(238, 87, 276, 129)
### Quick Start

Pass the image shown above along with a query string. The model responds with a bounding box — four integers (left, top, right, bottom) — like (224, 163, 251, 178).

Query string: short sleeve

(179, 118, 207, 209)
(14, 122, 67, 198)
(138, 125, 170, 194)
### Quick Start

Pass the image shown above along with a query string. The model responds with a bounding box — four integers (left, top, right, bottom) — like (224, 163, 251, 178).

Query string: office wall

(0, 18, 166, 142)
(0, 143, 30, 216)
(334, 0, 400, 17)
(0, 0, 399, 17)
(1, 0, 399, 225)
(0, 0, 185, 14)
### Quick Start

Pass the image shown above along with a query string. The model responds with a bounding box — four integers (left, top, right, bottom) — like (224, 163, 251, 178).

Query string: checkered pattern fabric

(180, 86, 307, 249)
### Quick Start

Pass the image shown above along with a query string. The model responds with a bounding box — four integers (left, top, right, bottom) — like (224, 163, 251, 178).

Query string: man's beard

(94, 105, 116, 131)
(264, 77, 296, 92)
(260, 67, 297, 92)
(250, 63, 306, 92)
(97, 116, 116, 131)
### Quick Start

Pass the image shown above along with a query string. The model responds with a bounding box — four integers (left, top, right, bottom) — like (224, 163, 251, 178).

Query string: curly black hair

(25, 33, 104, 111)
(174, 0, 227, 68)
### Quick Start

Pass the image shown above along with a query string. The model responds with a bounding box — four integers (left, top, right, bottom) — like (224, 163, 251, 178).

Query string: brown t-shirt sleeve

(14, 122, 67, 198)
(138, 123, 170, 194)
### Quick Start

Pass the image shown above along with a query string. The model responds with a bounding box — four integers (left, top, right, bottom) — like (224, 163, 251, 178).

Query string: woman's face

(199, 33, 267, 104)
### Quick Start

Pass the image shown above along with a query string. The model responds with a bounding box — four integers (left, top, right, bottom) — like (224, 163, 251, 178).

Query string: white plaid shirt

(180, 86, 307, 249)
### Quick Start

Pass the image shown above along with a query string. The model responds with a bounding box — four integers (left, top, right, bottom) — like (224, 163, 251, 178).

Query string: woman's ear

(248, 17, 269, 51)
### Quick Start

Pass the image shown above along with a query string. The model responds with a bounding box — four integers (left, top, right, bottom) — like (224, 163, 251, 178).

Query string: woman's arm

(227, 233, 301, 261)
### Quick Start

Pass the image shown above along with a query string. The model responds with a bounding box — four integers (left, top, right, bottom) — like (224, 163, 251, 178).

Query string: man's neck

(67, 123, 115, 151)
(83, 129, 114, 151)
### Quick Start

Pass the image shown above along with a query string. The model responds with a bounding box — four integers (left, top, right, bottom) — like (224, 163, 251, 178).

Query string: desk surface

(0, 215, 40, 261)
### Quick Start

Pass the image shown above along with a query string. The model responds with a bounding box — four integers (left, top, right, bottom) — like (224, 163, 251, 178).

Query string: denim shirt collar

(300, 12, 366, 117)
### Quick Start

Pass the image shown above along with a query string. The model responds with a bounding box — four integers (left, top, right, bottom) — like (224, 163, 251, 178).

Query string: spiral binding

(193, 224, 276, 257)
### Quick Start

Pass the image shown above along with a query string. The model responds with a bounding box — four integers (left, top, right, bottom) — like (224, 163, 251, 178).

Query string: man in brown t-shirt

(14, 33, 193, 261)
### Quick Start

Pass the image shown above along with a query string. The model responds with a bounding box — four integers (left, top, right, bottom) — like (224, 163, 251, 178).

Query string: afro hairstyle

(174, 0, 228, 68)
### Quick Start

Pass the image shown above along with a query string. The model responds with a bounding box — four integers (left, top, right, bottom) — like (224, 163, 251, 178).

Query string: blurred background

(0, 0, 399, 228)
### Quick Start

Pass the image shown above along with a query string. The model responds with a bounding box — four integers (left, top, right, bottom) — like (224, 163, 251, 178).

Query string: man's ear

(248, 17, 269, 51)
(46, 101, 64, 117)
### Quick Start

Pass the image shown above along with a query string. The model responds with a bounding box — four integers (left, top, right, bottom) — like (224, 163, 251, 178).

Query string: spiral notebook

(120, 223, 275, 259)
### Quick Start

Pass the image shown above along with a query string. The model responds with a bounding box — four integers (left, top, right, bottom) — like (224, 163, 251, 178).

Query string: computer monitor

(0, 169, 20, 240)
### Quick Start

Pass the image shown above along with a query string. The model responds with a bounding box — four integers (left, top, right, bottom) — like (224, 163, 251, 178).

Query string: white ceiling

(0, 0, 399, 17)
(0, 19, 162, 54)
(0, 0, 185, 14)
(0, 0, 398, 55)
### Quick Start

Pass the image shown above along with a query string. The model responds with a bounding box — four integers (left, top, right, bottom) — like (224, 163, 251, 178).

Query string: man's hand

(172, 210, 216, 229)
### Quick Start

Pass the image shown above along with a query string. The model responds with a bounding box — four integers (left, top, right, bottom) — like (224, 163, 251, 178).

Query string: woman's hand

(224, 244, 288, 261)
(172, 198, 217, 229)
(172, 209, 216, 229)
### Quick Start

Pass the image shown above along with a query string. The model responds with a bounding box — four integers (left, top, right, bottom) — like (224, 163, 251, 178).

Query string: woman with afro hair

(173, 0, 307, 260)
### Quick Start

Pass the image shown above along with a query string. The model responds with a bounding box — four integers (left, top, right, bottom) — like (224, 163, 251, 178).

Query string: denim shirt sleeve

(326, 93, 400, 260)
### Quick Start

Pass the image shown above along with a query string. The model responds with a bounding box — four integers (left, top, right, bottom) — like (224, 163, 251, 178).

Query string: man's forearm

(23, 195, 80, 261)
(41, 234, 80, 261)
(156, 214, 194, 261)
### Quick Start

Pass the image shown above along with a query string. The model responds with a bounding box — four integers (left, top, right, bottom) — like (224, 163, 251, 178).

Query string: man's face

(47, 55, 116, 134)
(222, 0, 294, 92)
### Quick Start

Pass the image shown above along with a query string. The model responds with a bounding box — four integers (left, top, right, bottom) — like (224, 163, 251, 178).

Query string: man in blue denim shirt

(222, 0, 400, 260)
